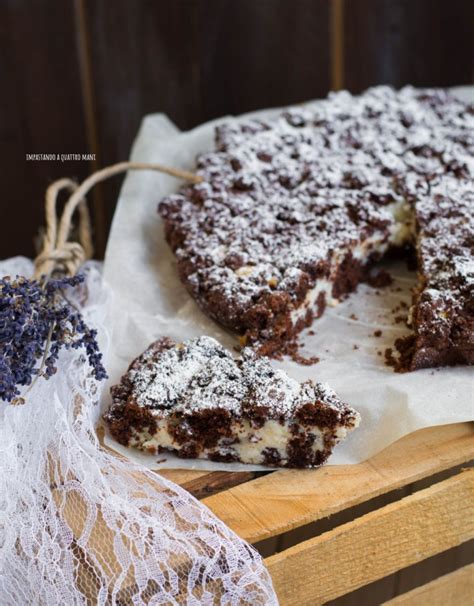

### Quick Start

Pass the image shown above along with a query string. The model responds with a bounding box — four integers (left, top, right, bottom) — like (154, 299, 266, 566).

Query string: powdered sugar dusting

(126, 336, 353, 419)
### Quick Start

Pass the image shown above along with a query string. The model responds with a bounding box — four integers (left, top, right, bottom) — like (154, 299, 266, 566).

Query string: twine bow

(34, 161, 201, 279)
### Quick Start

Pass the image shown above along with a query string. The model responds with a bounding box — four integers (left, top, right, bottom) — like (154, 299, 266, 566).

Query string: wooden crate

(160, 422, 474, 605)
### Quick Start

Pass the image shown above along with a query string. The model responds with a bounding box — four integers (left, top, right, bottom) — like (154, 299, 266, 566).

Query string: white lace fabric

(0, 258, 277, 605)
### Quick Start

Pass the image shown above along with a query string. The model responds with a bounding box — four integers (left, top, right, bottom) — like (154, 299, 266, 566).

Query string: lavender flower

(0, 274, 107, 403)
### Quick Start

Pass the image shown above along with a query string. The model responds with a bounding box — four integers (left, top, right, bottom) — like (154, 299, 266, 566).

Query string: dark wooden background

(1, 0, 473, 260)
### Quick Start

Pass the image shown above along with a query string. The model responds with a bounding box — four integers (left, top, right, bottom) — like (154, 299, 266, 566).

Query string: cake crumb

(292, 352, 320, 366)
(385, 336, 416, 372)
(366, 269, 394, 288)
(283, 339, 320, 366)
(384, 347, 397, 368)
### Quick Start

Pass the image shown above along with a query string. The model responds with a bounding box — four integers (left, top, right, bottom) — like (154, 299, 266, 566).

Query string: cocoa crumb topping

(108, 336, 349, 419)
(159, 85, 473, 371)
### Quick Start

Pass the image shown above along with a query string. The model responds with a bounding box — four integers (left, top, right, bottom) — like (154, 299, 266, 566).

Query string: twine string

(34, 161, 201, 279)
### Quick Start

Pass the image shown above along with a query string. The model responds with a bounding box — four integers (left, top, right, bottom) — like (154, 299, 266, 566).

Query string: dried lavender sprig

(0, 273, 107, 403)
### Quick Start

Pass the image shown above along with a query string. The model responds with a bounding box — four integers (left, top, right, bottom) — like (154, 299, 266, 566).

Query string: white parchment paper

(102, 87, 474, 471)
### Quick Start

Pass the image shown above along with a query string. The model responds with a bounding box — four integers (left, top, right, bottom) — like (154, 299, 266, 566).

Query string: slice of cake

(104, 336, 360, 468)
(158, 86, 473, 369)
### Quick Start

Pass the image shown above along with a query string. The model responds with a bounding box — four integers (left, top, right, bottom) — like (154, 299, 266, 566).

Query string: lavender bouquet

(0, 273, 107, 404)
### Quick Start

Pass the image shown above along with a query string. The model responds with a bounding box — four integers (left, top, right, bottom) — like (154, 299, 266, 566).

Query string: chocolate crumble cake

(104, 336, 360, 468)
(158, 86, 474, 370)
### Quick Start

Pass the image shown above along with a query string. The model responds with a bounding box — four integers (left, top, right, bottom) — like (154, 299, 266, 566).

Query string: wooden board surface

(4, 0, 474, 259)
(161, 470, 259, 500)
(344, 0, 474, 93)
(265, 470, 474, 605)
(194, 423, 474, 543)
(383, 563, 474, 606)
(83, 0, 332, 252)
(0, 0, 91, 259)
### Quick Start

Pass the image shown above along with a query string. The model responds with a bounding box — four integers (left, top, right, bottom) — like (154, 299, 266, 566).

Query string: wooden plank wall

(1, 0, 473, 260)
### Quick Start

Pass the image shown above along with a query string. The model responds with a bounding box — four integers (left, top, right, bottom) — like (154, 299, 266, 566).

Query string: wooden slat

(84, 0, 331, 245)
(158, 469, 212, 486)
(0, 0, 91, 259)
(321, 541, 474, 606)
(343, 0, 474, 93)
(73, 0, 106, 257)
(196, 0, 331, 120)
(203, 423, 474, 542)
(330, 0, 344, 90)
(383, 563, 474, 606)
(391, 536, 474, 600)
(384, 564, 474, 606)
(160, 470, 261, 499)
(178, 471, 259, 500)
(265, 470, 474, 606)
(84, 0, 203, 239)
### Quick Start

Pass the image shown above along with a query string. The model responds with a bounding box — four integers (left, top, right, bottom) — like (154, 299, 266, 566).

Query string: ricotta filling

(130, 416, 359, 465)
